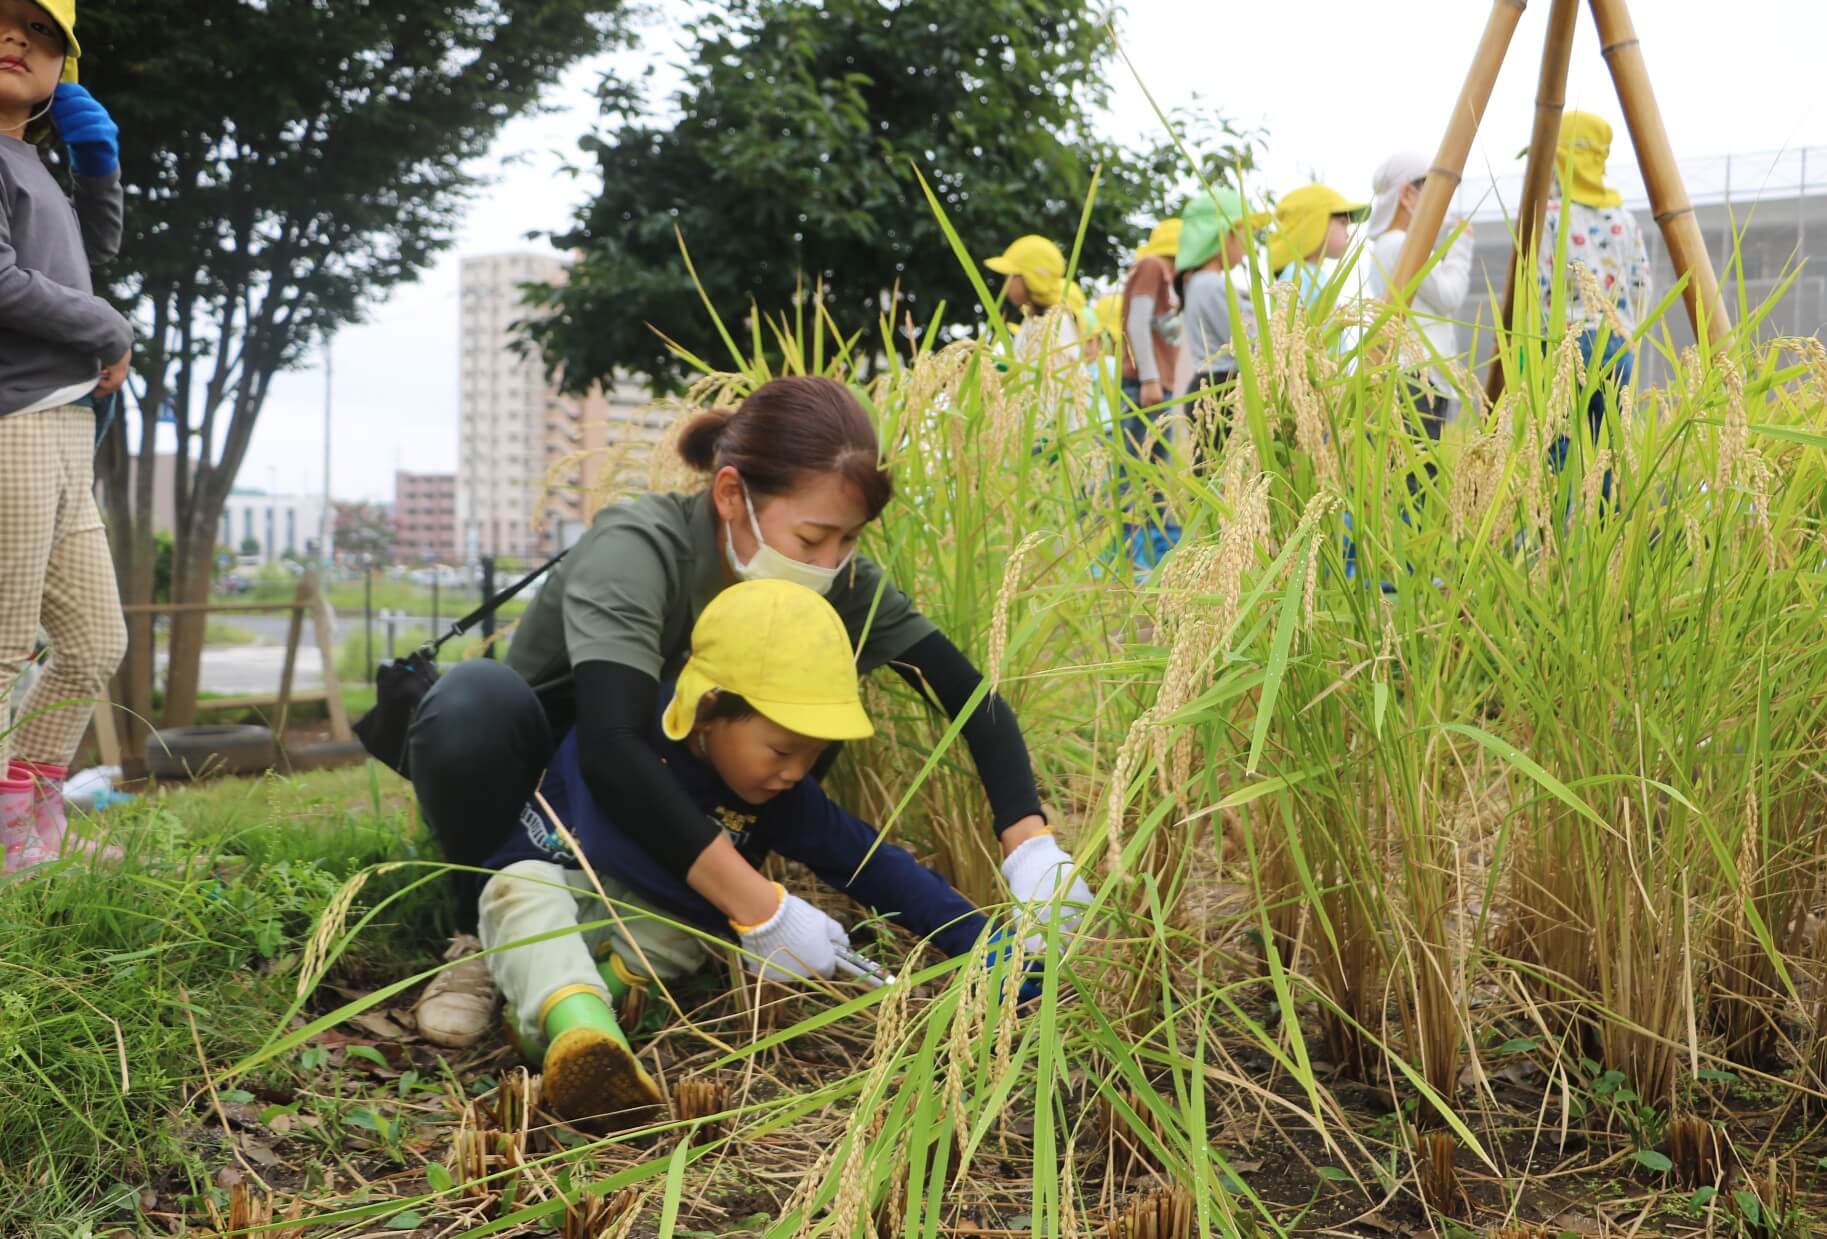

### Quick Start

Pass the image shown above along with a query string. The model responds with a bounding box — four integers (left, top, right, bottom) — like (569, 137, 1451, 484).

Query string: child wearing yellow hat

(1264, 183, 1368, 307)
(0, 0, 135, 872)
(1539, 111, 1650, 447)
(475, 579, 1060, 1127)
(984, 234, 1091, 427)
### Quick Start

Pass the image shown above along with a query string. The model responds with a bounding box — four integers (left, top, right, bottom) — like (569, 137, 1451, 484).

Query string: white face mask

(723, 482, 854, 595)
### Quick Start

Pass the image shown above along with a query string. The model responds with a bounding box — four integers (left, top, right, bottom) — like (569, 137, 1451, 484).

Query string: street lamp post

(320, 336, 333, 567)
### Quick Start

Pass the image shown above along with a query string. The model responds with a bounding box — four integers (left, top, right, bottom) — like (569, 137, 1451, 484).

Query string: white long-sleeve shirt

(1367, 226, 1473, 395)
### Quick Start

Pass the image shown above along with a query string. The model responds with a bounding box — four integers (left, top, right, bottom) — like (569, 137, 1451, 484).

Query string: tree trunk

(160, 514, 218, 726)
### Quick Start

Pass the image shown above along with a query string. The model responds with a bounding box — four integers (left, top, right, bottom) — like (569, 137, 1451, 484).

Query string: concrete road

(160, 645, 325, 695)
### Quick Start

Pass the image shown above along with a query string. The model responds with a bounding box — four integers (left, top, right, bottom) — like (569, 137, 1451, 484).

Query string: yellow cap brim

(661, 662, 717, 741)
(1135, 241, 1175, 261)
(751, 697, 875, 742)
(662, 663, 875, 743)
(984, 255, 1019, 276)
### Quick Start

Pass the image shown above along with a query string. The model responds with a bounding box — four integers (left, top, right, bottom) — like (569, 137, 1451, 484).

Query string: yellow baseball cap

(1135, 219, 1182, 262)
(984, 234, 1068, 307)
(661, 579, 874, 743)
(39, 0, 81, 83)
(1264, 184, 1369, 272)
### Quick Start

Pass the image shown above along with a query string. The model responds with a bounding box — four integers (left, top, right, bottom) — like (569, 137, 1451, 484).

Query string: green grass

(234, 574, 532, 624)
(0, 770, 448, 1236)
(201, 620, 261, 647)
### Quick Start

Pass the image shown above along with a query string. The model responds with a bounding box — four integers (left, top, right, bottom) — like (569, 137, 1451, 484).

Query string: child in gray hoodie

(0, 0, 133, 872)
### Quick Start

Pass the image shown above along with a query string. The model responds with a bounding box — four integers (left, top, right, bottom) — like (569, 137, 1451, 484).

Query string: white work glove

(733, 883, 850, 982)
(1001, 832, 1094, 943)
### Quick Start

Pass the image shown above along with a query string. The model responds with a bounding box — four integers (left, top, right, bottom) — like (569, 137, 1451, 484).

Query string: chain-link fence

(1449, 145, 1826, 376)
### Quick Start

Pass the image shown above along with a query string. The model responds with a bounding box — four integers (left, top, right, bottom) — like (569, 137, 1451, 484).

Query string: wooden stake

(1587, 0, 1730, 345)
(1391, 0, 1530, 300)
(90, 697, 122, 768)
(1488, 0, 1581, 400)
(307, 571, 353, 742)
(273, 578, 309, 741)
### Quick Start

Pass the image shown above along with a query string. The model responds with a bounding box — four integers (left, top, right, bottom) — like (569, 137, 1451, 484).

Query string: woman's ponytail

(676, 407, 737, 472)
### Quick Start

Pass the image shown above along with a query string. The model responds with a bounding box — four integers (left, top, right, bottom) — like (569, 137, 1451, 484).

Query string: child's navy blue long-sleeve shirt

(486, 693, 987, 960)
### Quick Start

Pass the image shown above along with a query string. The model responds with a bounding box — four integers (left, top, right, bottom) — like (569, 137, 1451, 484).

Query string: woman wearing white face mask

(402, 376, 1089, 1047)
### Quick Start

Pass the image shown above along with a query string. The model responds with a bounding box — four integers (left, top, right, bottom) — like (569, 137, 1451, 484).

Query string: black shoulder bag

(353, 552, 567, 778)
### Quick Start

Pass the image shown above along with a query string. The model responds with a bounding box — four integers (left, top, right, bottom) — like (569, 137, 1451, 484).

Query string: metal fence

(1448, 145, 1827, 370)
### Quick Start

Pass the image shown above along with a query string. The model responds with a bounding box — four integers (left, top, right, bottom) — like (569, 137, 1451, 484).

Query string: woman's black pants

(407, 659, 555, 931)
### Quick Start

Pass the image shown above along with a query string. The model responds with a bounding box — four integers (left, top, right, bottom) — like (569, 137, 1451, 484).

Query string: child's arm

(772, 781, 989, 959)
(52, 84, 123, 266)
(0, 207, 132, 358)
(72, 172, 122, 268)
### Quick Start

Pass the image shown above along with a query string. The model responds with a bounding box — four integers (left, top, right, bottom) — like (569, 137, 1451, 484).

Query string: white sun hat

(1367, 151, 1431, 239)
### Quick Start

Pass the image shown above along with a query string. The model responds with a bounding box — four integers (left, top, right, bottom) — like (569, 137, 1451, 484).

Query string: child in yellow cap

(983, 234, 1091, 429)
(475, 579, 1018, 1127)
(1540, 111, 1649, 450)
(0, 0, 135, 872)
(1264, 183, 1368, 307)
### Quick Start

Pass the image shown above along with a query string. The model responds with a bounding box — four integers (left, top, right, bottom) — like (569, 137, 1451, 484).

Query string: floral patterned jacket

(1539, 199, 1652, 335)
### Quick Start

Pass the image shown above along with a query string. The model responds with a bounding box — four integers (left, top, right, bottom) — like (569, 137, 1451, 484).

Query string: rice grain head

(1105, 708, 1157, 879)
(987, 531, 1048, 697)
(1777, 334, 1827, 411)
(1574, 261, 1633, 343)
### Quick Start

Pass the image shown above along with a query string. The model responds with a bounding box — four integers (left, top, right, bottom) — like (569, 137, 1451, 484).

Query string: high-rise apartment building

(457, 252, 672, 561)
(393, 470, 458, 563)
(459, 252, 565, 560)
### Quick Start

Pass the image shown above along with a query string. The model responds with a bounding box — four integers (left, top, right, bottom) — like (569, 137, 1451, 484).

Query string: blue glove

(983, 927, 1045, 1006)
(51, 83, 118, 178)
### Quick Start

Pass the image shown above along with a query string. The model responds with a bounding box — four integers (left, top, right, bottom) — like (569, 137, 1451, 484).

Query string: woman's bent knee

(408, 660, 542, 772)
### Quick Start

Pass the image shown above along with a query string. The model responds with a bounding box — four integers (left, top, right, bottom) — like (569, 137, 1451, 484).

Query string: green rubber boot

(537, 986, 666, 1129)
(597, 951, 659, 1035)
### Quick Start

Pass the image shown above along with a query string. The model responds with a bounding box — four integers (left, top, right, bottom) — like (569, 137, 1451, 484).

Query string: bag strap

(416, 550, 569, 659)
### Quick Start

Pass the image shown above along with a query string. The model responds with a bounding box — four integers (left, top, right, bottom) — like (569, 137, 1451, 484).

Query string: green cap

(1175, 188, 1271, 273)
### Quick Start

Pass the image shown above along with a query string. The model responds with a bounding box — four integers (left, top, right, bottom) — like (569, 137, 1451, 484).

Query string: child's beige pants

(0, 405, 128, 768)
(477, 859, 710, 1047)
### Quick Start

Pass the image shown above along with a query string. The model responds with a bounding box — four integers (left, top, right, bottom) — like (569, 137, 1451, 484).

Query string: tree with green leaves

(333, 501, 397, 566)
(527, 0, 1208, 390)
(80, 0, 629, 745)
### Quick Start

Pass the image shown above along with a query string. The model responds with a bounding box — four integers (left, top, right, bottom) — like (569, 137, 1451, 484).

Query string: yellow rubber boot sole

(540, 1025, 666, 1130)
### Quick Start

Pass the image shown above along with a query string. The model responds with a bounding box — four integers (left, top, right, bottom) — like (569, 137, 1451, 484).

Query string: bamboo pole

(1487, 0, 1581, 400)
(1391, 0, 1530, 300)
(307, 571, 353, 742)
(1587, 0, 1730, 345)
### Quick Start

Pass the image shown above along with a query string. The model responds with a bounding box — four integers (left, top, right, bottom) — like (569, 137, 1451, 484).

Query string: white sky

(230, 0, 1827, 501)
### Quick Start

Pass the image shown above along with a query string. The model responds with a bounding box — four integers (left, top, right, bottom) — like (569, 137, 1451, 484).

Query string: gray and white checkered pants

(0, 405, 128, 768)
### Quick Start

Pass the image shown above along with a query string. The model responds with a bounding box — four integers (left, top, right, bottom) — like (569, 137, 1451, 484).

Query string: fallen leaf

(349, 1010, 412, 1041)
(1357, 1212, 1401, 1234)
(238, 1134, 280, 1168)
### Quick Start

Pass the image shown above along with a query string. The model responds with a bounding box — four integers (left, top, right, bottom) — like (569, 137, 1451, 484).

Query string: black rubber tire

(144, 724, 279, 780)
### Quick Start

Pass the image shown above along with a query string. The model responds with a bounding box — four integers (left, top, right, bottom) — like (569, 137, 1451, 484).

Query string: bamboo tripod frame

(1389, 0, 1732, 401)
